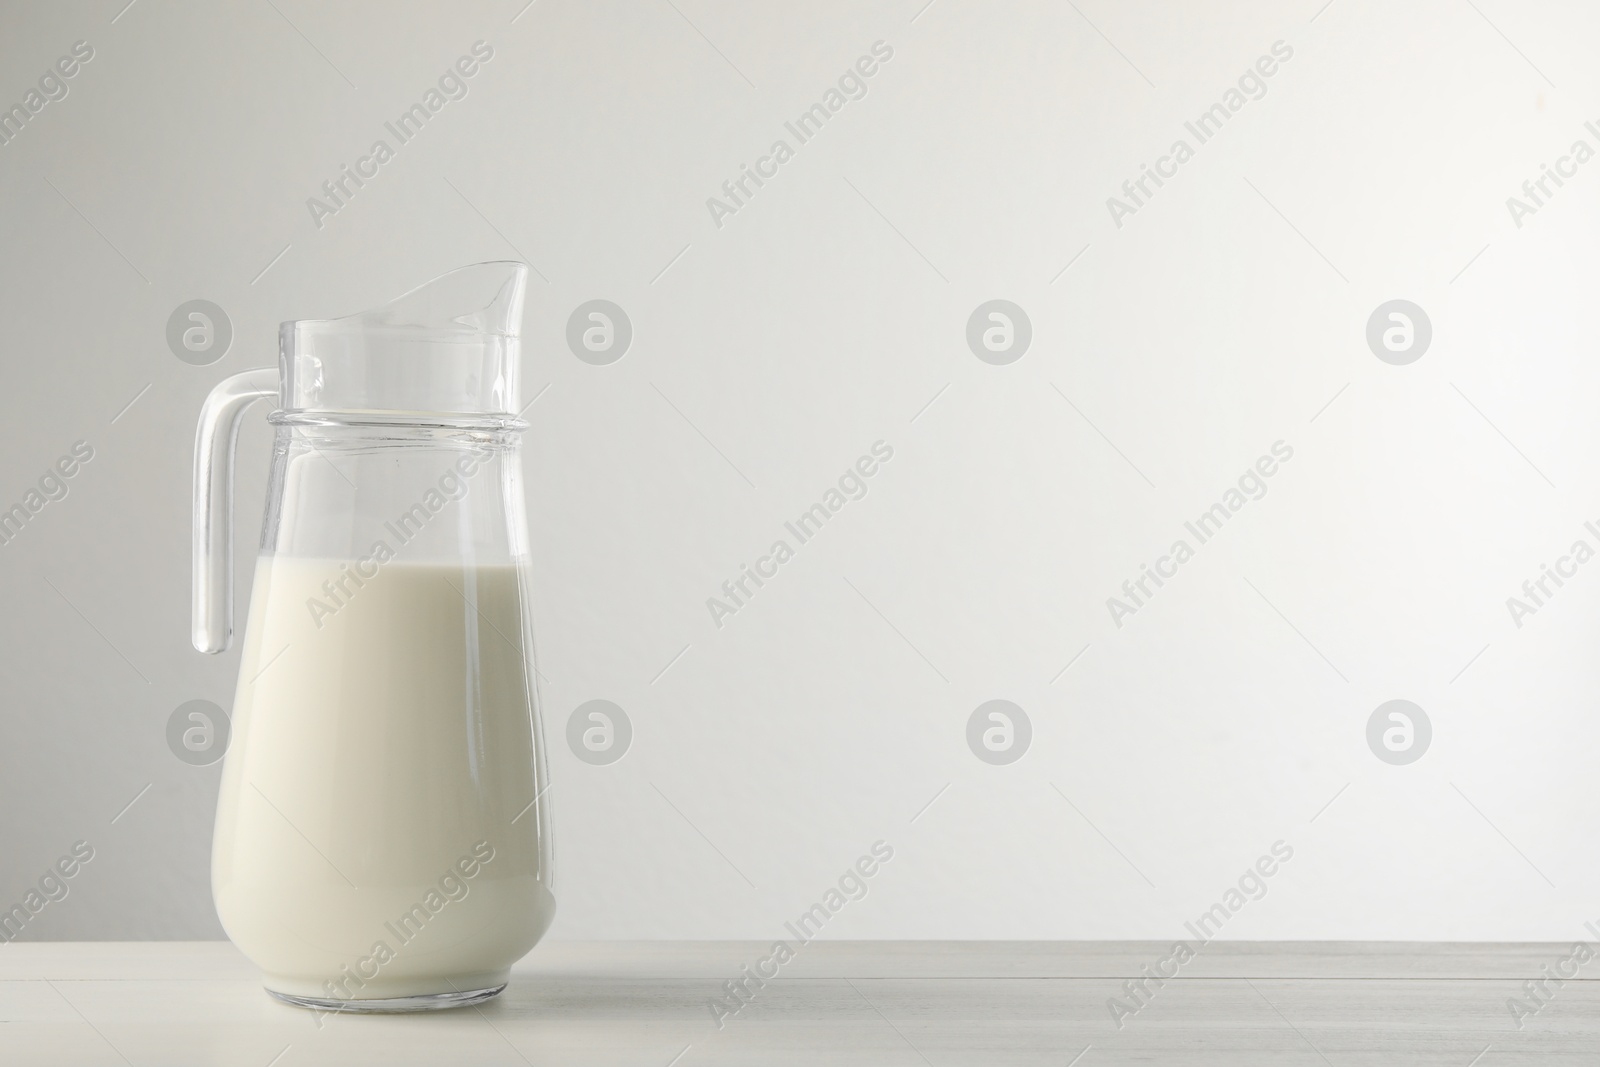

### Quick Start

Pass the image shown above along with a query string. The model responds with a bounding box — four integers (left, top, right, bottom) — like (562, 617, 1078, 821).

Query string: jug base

(266, 983, 506, 1014)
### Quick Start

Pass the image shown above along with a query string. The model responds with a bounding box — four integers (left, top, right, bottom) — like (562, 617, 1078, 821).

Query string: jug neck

(279, 261, 529, 421)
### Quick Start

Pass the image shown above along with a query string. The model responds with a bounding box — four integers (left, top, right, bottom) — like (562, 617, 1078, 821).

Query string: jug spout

(280, 261, 529, 419)
(345, 260, 527, 337)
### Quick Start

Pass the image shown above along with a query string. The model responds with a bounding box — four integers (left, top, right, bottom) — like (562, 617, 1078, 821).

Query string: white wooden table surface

(1, 941, 1593, 1065)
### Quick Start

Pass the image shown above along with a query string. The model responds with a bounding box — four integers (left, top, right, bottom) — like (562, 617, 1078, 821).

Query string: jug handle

(192, 369, 279, 654)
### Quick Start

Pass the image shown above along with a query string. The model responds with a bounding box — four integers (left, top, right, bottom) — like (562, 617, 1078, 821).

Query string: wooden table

(1, 941, 1592, 1064)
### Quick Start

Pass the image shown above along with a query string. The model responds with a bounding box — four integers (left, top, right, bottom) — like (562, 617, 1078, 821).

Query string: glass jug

(191, 262, 554, 1012)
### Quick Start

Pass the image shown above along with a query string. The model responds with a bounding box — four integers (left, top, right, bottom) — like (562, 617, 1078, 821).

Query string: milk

(212, 556, 555, 1002)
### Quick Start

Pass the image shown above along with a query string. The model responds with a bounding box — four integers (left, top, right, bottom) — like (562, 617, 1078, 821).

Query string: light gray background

(1, 0, 1596, 942)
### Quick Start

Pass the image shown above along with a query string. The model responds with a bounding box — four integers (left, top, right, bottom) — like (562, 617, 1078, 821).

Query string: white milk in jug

(211, 556, 554, 1004)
